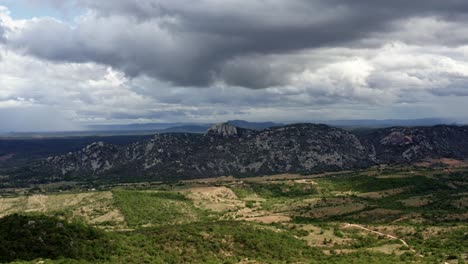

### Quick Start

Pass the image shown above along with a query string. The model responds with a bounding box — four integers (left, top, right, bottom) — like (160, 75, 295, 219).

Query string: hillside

(31, 123, 373, 184)
(4, 123, 468, 186)
(362, 125, 468, 163)
(0, 166, 466, 263)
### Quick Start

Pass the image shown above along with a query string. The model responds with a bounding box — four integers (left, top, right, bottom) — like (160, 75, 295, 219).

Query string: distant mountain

(7, 122, 468, 186)
(86, 122, 208, 131)
(158, 125, 210, 134)
(2, 120, 281, 138)
(320, 118, 458, 128)
(226, 120, 284, 130)
(86, 120, 282, 133)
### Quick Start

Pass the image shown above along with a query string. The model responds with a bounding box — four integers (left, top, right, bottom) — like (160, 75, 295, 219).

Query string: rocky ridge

(29, 123, 468, 183)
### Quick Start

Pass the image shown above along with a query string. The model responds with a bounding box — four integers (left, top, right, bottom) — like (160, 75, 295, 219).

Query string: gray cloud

(6, 0, 468, 89)
(2, 1, 468, 130)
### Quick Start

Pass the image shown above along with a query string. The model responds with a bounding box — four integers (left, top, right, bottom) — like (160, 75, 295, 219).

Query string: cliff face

(39, 123, 468, 182)
(44, 123, 374, 181)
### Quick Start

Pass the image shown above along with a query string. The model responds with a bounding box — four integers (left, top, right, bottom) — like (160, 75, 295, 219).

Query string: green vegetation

(410, 227, 468, 261)
(113, 189, 208, 227)
(0, 214, 112, 263)
(0, 166, 466, 263)
(316, 174, 447, 194)
(113, 221, 321, 263)
(249, 182, 317, 198)
(229, 185, 255, 199)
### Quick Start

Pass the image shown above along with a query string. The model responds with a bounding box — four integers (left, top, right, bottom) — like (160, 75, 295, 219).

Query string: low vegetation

(0, 165, 466, 263)
(112, 189, 209, 227)
(0, 214, 113, 263)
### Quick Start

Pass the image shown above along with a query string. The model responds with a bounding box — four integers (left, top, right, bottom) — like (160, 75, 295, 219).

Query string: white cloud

(1, 3, 468, 130)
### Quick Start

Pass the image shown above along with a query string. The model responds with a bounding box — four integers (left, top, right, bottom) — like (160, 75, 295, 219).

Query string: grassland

(1, 165, 467, 263)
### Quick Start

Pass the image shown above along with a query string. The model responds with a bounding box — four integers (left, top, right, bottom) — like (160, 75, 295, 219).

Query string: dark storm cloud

(6, 0, 468, 88)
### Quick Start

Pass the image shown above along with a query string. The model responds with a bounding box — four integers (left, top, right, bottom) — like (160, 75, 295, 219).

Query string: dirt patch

(415, 158, 468, 168)
(0, 192, 126, 229)
(72, 192, 126, 228)
(0, 197, 25, 217)
(241, 214, 291, 224)
(182, 171, 351, 185)
(293, 179, 318, 185)
(185, 187, 244, 212)
(183, 176, 238, 184)
(25, 195, 48, 212)
(358, 188, 409, 199)
(89, 209, 125, 225)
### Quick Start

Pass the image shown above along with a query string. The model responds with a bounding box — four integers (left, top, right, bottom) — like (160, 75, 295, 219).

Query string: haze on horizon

(2, 0, 468, 131)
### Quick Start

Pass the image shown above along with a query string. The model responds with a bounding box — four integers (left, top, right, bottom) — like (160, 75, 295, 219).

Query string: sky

(1, 1, 468, 131)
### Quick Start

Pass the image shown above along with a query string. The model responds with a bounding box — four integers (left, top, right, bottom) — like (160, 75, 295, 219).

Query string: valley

(1, 164, 466, 263)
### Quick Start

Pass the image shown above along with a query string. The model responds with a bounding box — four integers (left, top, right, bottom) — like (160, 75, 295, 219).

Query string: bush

(0, 214, 113, 262)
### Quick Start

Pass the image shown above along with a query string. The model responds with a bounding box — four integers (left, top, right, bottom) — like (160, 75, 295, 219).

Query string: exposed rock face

(205, 122, 255, 137)
(380, 131, 414, 146)
(40, 123, 374, 182)
(47, 141, 120, 175)
(24, 123, 468, 184)
(206, 123, 240, 137)
(363, 125, 468, 163)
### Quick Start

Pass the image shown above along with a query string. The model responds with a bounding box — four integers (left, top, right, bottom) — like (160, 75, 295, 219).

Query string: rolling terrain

(0, 122, 467, 263)
(0, 165, 466, 263)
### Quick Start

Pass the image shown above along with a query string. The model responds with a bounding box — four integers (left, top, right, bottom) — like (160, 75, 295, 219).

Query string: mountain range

(7, 122, 467, 186)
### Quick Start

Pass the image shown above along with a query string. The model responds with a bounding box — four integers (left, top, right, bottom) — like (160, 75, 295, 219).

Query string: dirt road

(343, 223, 421, 256)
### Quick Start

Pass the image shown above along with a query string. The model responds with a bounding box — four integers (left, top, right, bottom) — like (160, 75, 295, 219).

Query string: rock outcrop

(14, 123, 468, 184)
(41, 123, 375, 182)
(206, 123, 241, 137)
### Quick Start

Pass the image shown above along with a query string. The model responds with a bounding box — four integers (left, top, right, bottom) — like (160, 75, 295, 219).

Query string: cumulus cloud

(1, 1, 468, 130)
(6, 0, 468, 88)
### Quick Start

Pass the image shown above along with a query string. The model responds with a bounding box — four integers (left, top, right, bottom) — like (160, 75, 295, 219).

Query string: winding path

(343, 223, 421, 256)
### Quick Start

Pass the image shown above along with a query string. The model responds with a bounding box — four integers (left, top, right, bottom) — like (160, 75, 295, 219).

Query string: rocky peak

(206, 122, 240, 137)
(380, 131, 414, 146)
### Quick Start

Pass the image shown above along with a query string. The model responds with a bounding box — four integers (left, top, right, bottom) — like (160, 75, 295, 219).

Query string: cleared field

(184, 186, 244, 212)
(0, 191, 126, 228)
